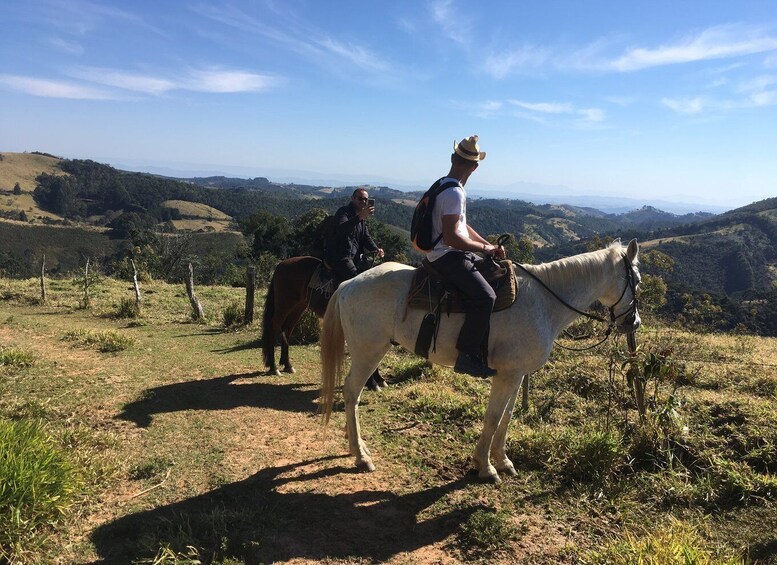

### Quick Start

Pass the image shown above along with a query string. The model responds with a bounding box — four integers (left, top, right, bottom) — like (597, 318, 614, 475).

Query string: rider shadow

(91, 456, 477, 564)
(116, 372, 319, 428)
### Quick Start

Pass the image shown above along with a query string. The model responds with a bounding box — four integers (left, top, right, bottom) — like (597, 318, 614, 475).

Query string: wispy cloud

(71, 66, 282, 95)
(47, 37, 84, 55)
(429, 0, 469, 45)
(482, 24, 777, 78)
(738, 74, 777, 106)
(1, 66, 282, 100)
(661, 96, 711, 114)
(193, 3, 393, 75)
(184, 69, 281, 93)
(0, 75, 114, 99)
(604, 25, 777, 72)
(472, 98, 605, 126)
(72, 68, 175, 94)
(483, 46, 550, 79)
(508, 100, 573, 114)
(315, 38, 389, 72)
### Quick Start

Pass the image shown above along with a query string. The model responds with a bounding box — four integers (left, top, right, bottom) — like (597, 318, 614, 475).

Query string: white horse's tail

(320, 290, 346, 426)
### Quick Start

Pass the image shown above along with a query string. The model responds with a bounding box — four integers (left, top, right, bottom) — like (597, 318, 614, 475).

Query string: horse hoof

(478, 471, 501, 484)
(283, 366, 296, 374)
(357, 459, 376, 472)
(269, 368, 281, 376)
(365, 380, 380, 392)
(498, 466, 518, 477)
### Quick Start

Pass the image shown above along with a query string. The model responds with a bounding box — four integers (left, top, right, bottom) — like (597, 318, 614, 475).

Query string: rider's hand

(357, 206, 371, 220)
(495, 245, 506, 260)
(376, 248, 385, 259)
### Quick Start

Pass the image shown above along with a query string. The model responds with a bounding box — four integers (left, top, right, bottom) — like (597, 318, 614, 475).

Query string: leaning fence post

(185, 263, 204, 321)
(244, 265, 256, 324)
(39, 254, 47, 304)
(130, 259, 141, 306)
(82, 257, 91, 308)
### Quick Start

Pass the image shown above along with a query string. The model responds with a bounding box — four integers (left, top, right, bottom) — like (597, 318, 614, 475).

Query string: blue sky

(1, 0, 776, 208)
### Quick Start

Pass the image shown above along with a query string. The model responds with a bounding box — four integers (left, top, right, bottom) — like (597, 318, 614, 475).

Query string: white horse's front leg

(343, 370, 375, 471)
(473, 376, 517, 482)
(490, 375, 523, 477)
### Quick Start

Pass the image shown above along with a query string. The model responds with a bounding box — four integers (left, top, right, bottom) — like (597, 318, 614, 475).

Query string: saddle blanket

(308, 263, 335, 297)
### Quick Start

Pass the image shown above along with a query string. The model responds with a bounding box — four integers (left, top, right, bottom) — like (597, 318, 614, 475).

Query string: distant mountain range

(115, 161, 729, 215)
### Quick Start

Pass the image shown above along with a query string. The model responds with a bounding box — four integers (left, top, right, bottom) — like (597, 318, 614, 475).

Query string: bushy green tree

(12, 182, 21, 195)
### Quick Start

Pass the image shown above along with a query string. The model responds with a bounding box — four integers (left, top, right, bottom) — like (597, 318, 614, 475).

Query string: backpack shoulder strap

(427, 180, 460, 249)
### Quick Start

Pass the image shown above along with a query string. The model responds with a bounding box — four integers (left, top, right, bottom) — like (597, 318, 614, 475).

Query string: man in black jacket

(327, 188, 384, 286)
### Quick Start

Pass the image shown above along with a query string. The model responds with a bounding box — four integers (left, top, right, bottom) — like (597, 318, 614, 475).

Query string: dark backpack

(311, 214, 336, 258)
(410, 179, 459, 252)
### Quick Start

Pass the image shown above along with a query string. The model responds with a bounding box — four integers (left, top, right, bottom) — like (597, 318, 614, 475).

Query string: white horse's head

(604, 239, 641, 334)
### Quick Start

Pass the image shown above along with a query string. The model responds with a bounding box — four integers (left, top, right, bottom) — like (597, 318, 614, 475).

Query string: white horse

(320, 240, 641, 482)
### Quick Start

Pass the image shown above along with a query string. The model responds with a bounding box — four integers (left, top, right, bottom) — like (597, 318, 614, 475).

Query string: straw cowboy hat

(453, 135, 486, 161)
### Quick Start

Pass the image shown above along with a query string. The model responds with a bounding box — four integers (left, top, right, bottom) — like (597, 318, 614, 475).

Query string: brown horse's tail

(261, 271, 277, 368)
(320, 289, 346, 426)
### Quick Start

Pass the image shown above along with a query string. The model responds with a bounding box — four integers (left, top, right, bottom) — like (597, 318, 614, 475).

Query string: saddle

(404, 257, 518, 359)
(404, 257, 518, 317)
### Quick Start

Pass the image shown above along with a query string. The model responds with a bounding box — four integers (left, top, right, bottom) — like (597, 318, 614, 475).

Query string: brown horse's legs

(280, 302, 307, 373)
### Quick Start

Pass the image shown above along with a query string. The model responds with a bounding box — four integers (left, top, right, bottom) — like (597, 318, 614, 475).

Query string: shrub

(62, 329, 134, 352)
(222, 300, 244, 328)
(0, 347, 35, 369)
(457, 508, 521, 556)
(559, 427, 626, 484)
(114, 297, 141, 319)
(0, 418, 81, 559)
(581, 519, 742, 564)
(287, 309, 320, 345)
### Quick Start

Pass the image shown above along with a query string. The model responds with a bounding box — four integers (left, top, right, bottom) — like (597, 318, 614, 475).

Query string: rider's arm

(466, 225, 490, 245)
(333, 209, 360, 238)
(442, 215, 497, 254)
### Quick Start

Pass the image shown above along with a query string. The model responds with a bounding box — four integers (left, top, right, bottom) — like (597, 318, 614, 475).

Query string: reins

(512, 254, 639, 352)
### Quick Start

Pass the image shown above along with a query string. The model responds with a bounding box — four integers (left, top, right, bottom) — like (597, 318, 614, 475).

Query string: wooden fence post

(244, 265, 256, 324)
(82, 258, 91, 308)
(40, 254, 46, 304)
(131, 259, 141, 306)
(185, 263, 204, 321)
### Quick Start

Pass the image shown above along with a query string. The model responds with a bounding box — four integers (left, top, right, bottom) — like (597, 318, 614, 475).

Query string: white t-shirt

(426, 177, 468, 262)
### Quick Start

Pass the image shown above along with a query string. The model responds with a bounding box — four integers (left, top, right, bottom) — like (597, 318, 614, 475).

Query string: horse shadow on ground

(212, 338, 262, 354)
(91, 456, 478, 564)
(116, 372, 318, 428)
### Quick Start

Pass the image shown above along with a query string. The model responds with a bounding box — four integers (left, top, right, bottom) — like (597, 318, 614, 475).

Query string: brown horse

(261, 256, 386, 389)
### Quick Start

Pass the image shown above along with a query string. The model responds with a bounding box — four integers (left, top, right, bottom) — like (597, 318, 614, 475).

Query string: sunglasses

(356, 196, 369, 202)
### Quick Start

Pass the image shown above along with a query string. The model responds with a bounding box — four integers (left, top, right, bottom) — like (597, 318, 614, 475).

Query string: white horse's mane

(524, 241, 634, 291)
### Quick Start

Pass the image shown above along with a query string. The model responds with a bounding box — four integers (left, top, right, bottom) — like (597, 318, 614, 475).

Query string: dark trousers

(332, 258, 360, 287)
(430, 251, 496, 355)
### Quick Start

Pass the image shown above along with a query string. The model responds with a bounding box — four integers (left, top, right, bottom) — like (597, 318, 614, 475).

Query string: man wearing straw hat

(425, 135, 505, 377)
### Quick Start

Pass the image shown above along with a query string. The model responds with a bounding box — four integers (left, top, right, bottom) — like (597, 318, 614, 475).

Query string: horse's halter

(608, 254, 640, 332)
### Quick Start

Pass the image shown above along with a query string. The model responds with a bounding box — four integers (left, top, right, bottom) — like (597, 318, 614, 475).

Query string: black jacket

(326, 203, 378, 263)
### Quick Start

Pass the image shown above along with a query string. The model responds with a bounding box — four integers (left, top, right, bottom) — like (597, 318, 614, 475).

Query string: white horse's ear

(627, 238, 639, 262)
(611, 237, 621, 249)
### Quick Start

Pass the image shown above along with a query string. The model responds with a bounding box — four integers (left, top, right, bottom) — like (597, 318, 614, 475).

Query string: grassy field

(1, 275, 776, 563)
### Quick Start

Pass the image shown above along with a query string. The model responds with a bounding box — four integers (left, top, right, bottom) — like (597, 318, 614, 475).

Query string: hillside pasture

(0, 192, 63, 221)
(1, 274, 776, 563)
(0, 152, 64, 191)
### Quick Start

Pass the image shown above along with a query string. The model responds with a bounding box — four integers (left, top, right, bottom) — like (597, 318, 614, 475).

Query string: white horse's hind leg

(343, 345, 389, 472)
(473, 376, 519, 482)
(490, 376, 523, 477)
